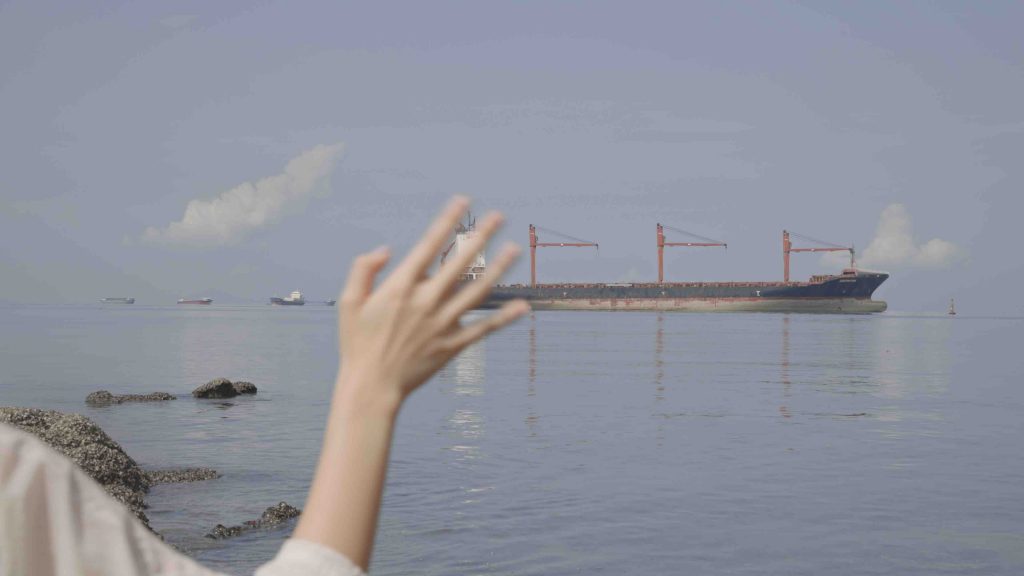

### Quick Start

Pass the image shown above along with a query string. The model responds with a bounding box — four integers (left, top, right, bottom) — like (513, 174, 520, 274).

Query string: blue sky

(1, 1, 1022, 313)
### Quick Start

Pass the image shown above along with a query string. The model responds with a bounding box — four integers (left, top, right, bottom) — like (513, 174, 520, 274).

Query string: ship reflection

(526, 314, 539, 436)
(654, 312, 666, 445)
(447, 339, 486, 463)
(655, 313, 665, 403)
(453, 338, 485, 392)
(779, 315, 791, 420)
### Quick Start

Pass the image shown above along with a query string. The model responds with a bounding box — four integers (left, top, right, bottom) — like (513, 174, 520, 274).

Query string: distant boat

(100, 297, 135, 304)
(948, 298, 956, 316)
(270, 290, 305, 306)
(178, 298, 213, 305)
(324, 300, 336, 306)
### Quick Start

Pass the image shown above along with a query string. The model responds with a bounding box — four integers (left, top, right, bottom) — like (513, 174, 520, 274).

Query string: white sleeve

(0, 424, 364, 576)
(255, 539, 365, 576)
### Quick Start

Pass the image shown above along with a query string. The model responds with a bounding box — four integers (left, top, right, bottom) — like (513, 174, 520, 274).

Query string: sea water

(1, 305, 1022, 575)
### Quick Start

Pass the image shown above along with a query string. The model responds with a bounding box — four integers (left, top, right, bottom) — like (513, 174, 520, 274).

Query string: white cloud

(143, 143, 344, 247)
(823, 203, 962, 270)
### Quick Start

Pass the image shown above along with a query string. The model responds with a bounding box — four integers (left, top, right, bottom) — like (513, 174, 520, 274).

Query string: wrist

(333, 370, 403, 420)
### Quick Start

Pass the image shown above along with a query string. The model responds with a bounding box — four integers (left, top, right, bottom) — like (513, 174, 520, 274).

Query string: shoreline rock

(192, 378, 258, 399)
(205, 502, 301, 539)
(146, 467, 222, 484)
(0, 407, 153, 530)
(86, 390, 177, 405)
(192, 378, 236, 398)
(1, 407, 225, 535)
(232, 381, 257, 395)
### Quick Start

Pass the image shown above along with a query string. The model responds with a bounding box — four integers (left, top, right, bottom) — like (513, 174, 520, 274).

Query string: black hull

(486, 270, 888, 314)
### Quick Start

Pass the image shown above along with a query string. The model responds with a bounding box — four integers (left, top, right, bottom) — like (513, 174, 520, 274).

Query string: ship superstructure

(441, 213, 487, 281)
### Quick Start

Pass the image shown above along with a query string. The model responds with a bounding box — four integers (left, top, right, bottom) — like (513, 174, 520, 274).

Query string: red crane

(782, 230, 855, 282)
(657, 223, 727, 283)
(529, 224, 598, 287)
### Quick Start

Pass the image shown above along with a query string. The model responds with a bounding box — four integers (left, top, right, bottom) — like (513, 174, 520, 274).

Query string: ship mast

(529, 224, 598, 287)
(656, 223, 727, 283)
(783, 230, 855, 283)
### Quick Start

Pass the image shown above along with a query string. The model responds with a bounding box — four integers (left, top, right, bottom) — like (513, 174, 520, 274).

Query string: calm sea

(1, 305, 1022, 575)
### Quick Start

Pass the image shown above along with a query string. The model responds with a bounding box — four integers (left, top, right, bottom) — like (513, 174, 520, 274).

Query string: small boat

(948, 298, 956, 316)
(178, 298, 213, 305)
(100, 297, 135, 304)
(324, 300, 336, 306)
(270, 290, 305, 306)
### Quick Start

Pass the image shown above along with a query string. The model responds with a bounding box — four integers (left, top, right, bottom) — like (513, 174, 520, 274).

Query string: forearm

(294, 375, 401, 571)
(291, 198, 524, 571)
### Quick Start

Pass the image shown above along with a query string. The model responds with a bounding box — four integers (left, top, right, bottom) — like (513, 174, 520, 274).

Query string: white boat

(270, 290, 305, 306)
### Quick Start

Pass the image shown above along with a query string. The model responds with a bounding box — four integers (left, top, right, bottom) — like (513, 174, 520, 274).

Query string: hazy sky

(1, 1, 1022, 313)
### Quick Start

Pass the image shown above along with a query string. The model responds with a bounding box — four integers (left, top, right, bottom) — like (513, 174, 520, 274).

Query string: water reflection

(870, 316, 953, 434)
(653, 313, 667, 445)
(453, 338, 485, 392)
(526, 314, 539, 436)
(444, 339, 494, 513)
(447, 340, 486, 464)
(779, 315, 791, 420)
(654, 313, 665, 404)
(873, 316, 953, 401)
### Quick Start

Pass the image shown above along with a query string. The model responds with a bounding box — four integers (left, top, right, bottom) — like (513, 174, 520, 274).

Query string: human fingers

(439, 299, 530, 355)
(437, 242, 520, 325)
(340, 246, 391, 309)
(428, 211, 504, 297)
(382, 196, 469, 292)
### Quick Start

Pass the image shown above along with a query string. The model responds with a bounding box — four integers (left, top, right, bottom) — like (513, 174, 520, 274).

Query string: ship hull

(495, 297, 884, 313)
(485, 270, 888, 314)
(100, 298, 135, 304)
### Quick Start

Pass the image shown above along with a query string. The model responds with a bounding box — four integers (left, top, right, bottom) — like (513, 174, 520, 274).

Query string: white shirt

(0, 423, 365, 576)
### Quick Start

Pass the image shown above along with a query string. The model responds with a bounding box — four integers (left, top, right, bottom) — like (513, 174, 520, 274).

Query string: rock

(205, 502, 301, 540)
(232, 381, 257, 395)
(192, 378, 238, 399)
(85, 390, 116, 404)
(259, 501, 301, 524)
(192, 378, 258, 398)
(0, 407, 153, 530)
(146, 467, 221, 484)
(86, 390, 176, 405)
(207, 523, 245, 539)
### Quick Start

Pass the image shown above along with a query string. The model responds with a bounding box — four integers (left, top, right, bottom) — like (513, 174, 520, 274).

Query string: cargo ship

(270, 290, 305, 306)
(448, 216, 888, 314)
(177, 298, 213, 305)
(486, 269, 888, 313)
(100, 297, 135, 304)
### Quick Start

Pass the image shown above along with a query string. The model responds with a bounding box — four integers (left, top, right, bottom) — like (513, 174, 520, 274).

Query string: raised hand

(295, 197, 529, 571)
(335, 196, 530, 410)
